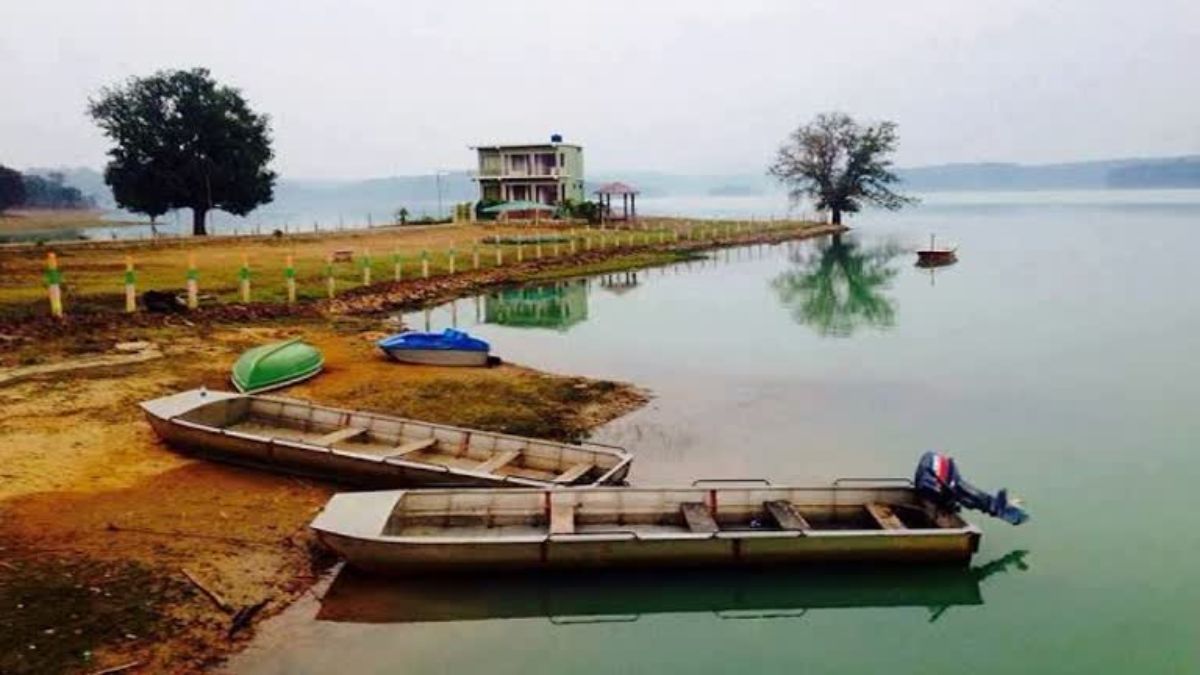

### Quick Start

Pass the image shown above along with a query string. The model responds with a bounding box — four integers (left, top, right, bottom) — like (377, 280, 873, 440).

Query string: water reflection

(599, 270, 641, 296)
(315, 550, 1028, 626)
(484, 279, 590, 331)
(772, 235, 903, 337)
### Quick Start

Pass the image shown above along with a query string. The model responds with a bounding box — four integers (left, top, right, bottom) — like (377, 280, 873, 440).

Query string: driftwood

(181, 568, 232, 613)
(228, 598, 271, 638)
(86, 660, 144, 675)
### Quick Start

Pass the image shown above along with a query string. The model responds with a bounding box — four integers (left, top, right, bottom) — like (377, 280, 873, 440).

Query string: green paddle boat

(231, 338, 324, 393)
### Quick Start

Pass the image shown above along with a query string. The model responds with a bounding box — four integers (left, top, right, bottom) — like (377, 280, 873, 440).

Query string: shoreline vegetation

(0, 217, 839, 674)
(0, 208, 143, 241)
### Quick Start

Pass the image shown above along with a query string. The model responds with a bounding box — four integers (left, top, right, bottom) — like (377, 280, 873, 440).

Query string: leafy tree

(395, 207, 409, 225)
(0, 164, 26, 213)
(88, 68, 276, 235)
(769, 112, 914, 225)
(772, 235, 902, 337)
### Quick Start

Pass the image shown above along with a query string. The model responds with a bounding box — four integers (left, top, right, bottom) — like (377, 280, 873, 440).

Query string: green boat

(231, 338, 324, 393)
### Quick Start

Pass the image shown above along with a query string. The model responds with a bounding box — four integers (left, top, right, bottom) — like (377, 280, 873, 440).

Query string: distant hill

(895, 156, 1200, 191)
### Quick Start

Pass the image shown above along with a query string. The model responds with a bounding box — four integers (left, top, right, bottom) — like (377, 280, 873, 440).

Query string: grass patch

(0, 554, 186, 675)
(345, 370, 630, 442)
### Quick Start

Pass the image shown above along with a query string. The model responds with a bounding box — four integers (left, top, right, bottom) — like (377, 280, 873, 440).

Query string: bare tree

(769, 112, 914, 225)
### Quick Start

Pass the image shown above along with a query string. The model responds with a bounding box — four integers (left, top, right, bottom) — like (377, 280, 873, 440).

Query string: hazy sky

(2, 0, 1197, 179)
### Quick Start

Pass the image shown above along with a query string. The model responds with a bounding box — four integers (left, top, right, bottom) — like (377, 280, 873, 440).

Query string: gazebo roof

(594, 181, 639, 195)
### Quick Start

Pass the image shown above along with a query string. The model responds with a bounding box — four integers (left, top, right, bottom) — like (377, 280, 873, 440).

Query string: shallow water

(227, 190, 1200, 674)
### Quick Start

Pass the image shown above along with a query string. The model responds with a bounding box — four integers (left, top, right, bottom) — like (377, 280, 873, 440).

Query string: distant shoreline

(0, 208, 145, 235)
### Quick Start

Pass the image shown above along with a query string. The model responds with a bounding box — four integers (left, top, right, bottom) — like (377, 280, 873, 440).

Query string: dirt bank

(0, 319, 647, 674)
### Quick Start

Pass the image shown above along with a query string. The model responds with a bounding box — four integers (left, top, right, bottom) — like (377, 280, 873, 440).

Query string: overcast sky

(1, 0, 1197, 179)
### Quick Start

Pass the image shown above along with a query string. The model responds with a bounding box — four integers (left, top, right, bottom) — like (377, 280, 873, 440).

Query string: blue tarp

(377, 328, 490, 352)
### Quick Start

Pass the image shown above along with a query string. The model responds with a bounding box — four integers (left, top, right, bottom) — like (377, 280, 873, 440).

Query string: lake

(226, 190, 1200, 674)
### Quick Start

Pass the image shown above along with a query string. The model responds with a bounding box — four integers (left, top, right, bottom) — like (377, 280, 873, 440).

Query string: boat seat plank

(866, 503, 906, 530)
(680, 502, 719, 533)
(553, 462, 595, 484)
(474, 450, 521, 474)
(314, 427, 367, 446)
(388, 438, 437, 458)
(764, 500, 811, 531)
(549, 503, 576, 535)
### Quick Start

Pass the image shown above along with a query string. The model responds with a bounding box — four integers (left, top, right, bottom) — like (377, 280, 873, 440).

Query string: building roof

(594, 181, 639, 195)
(471, 142, 582, 151)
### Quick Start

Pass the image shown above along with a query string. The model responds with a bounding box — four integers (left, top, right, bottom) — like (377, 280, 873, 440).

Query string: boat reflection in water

(316, 550, 1028, 626)
(484, 279, 589, 331)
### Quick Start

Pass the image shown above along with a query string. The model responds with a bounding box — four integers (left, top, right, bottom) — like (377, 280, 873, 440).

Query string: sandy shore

(0, 320, 646, 674)
(0, 221, 842, 673)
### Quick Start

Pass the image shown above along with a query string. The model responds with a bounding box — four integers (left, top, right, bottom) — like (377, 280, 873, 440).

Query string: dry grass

(0, 209, 124, 232)
(0, 217, 813, 312)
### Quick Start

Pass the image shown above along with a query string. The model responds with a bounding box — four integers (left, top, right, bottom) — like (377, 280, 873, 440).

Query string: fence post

(473, 241, 480, 270)
(393, 249, 402, 282)
(570, 230, 577, 255)
(517, 239, 524, 263)
(186, 253, 198, 310)
(325, 254, 336, 299)
(421, 249, 430, 278)
(535, 239, 543, 259)
(285, 254, 296, 304)
(239, 253, 251, 303)
(361, 249, 372, 286)
(495, 243, 503, 266)
(124, 255, 137, 313)
(449, 247, 456, 275)
(44, 252, 64, 318)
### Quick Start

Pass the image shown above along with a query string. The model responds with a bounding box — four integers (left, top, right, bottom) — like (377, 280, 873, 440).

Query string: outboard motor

(915, 452, 1029, 525)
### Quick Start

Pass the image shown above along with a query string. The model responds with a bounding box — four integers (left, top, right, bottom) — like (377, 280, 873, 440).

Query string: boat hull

(311, 487, 982, 574)
(231, 338, 325, 393)
(140, 390, 632, 489)
(381, 347, 489, 367)
(916, 250, 958, 268)
(318, 530, 977, 574)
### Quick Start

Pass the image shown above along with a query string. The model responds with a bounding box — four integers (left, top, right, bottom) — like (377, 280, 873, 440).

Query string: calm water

(228, 191, 1200, 674)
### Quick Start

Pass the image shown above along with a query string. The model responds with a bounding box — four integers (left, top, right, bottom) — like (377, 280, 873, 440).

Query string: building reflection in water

(485, 279, 590, 331)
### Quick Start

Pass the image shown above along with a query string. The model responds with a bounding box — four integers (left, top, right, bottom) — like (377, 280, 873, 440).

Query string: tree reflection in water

(773, 234, 904, 337)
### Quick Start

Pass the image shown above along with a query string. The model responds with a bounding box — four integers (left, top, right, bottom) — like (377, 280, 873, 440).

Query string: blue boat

(377, 329, 491, 367)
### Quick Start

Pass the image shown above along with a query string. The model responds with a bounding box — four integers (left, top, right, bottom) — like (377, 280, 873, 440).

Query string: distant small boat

(377, 329, 490, 367)
(140, 389, 632, 488)
(231, 338, 324, 393)
(916, 234, 957, 268)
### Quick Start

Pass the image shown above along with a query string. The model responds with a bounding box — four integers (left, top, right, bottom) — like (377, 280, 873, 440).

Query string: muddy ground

(0, 318, 646, 674)
(0, 223, 842, 673)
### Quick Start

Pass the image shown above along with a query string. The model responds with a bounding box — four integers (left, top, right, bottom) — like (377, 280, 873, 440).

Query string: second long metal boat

(141, 389, 632, 488)
(311, 482, 987, 574)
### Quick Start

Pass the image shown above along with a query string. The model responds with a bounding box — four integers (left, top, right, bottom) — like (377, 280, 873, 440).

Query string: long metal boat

(140, 389, 632, 488)
(310, 483, 985, 573)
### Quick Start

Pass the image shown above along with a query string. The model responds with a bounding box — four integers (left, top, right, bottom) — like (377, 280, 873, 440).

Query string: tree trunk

(831, 208, 842, 225)
(192, 207, 208, 236)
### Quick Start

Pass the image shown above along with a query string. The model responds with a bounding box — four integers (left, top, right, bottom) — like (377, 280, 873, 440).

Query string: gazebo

(594, 182, 639, 223)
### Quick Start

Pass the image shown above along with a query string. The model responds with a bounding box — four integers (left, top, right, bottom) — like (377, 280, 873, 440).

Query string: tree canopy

(0, 164, 25, 214)
(88, 68, 276, 235)
(22, 172, 94, 209)
(769, 112, 914, 225)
